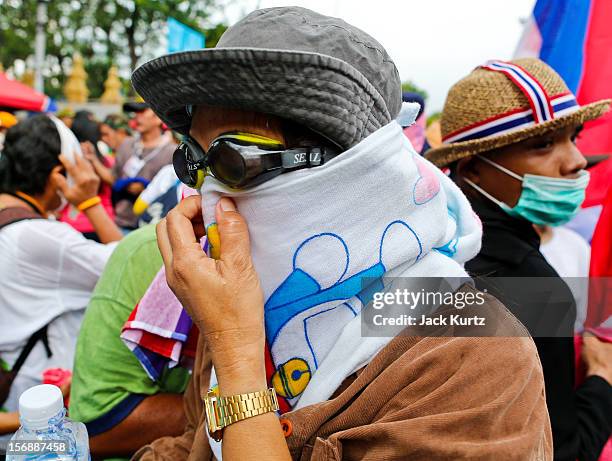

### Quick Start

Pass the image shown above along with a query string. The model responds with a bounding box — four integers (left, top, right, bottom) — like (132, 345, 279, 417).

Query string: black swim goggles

(173, 132, 340, 190)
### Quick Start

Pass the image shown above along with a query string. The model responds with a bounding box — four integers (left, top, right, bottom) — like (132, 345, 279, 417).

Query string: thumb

(215, 197, 252, 268)
(58, 154, 76, 177)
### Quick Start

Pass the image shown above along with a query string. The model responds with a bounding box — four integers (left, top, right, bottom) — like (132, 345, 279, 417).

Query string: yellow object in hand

(207, 223, 221, 260)
(133, 197, 149, 216)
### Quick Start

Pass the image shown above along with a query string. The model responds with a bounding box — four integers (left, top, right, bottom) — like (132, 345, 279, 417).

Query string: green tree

(0, 0, 227, 99)
(0, 0, 35, 71)
(401, 80, 428, 102)
(426, 111, 441, 127)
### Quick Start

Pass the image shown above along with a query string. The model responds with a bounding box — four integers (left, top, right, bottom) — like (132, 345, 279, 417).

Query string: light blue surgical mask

(464, 156, 589, 227)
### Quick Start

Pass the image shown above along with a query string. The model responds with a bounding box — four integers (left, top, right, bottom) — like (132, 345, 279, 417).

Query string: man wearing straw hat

(427, 57, 612, 461)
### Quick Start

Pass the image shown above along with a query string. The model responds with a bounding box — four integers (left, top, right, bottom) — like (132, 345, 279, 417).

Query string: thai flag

(515, 0, 612, 207)
(517, 6, 612, 458)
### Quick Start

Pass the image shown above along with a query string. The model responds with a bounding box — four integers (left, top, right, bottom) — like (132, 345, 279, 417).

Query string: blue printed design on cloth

(264, 220, 422, 401)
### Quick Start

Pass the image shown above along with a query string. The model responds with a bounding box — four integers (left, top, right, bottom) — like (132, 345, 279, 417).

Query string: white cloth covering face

(200, 119, 482, 458)
(201, 119, 480, 406)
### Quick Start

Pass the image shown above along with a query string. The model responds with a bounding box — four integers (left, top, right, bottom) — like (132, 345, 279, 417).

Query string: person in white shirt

(0, 114, 123, 420)
(536, 224, 591, 331)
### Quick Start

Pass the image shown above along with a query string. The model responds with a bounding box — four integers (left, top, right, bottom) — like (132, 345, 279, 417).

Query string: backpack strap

(0, 324, 52, 407)
(10, 324, 53, 375)
(0, 206, 49, 367)
(0, 206, 44, 231)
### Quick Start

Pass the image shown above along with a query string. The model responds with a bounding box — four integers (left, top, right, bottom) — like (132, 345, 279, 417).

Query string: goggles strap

(218, 132, 283, 148)
(280, 147, 328, 170)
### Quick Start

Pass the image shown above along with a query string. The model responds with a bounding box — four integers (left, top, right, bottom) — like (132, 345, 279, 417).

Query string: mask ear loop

(465, 155, 525, 209)
(463, 177, 510, 209)
(476, 155, 524, 182)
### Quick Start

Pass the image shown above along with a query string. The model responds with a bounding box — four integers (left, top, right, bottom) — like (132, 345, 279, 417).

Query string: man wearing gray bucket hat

(132, 7, 401, 151)
(129, 7, 552, 460)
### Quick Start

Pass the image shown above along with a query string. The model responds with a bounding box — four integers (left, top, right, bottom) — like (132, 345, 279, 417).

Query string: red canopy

(0, 72, 51, 111)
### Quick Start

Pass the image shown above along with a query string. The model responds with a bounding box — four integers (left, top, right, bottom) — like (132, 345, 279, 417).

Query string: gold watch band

(205, 388, 279, 441)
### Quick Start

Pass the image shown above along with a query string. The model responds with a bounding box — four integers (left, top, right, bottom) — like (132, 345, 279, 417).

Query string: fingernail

(218, 197, 236, 212)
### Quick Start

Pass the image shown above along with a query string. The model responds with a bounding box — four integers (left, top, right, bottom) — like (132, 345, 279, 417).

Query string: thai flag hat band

(425, 58, 610, 168)
(443, 60, 578, 144)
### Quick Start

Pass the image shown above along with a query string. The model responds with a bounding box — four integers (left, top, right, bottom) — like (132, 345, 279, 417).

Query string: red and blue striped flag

(516, 0, 612, 207)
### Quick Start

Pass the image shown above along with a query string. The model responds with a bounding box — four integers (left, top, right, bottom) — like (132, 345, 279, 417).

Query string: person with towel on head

(0, 115, 122, 428)
(59, 112, 117, 241)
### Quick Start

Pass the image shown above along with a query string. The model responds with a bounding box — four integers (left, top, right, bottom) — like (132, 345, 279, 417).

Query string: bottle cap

(19, 384, 64, 429)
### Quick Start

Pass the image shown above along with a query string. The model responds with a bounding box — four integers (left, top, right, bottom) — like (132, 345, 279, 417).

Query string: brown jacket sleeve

(300, 336, 551, 461)
(132, 336, 213, 461)
(283, 289, 552, 460)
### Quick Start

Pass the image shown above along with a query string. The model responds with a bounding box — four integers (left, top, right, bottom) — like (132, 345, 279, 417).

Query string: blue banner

(167, 17, 205, 53)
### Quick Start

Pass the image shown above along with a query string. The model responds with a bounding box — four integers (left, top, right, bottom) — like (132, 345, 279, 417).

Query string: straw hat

(425, 58, 610, 167)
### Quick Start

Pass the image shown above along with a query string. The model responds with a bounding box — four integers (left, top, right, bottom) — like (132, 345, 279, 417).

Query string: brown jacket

(134, 286, 552, 460)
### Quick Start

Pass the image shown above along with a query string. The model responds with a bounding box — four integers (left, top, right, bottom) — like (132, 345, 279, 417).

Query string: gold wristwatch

(204, 387, 280, 441)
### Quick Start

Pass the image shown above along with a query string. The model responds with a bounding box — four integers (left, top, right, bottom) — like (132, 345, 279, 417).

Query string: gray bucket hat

(131, 7, 401, 149)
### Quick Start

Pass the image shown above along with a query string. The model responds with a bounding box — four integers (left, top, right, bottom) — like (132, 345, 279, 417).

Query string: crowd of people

(0, 5, 611, 461)
(0, 104, 181, 438)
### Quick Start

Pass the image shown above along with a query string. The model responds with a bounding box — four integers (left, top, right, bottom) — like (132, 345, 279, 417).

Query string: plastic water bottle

(6, 384, 90, 460)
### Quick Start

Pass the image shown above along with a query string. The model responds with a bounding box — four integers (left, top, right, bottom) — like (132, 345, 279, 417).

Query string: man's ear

(456, 156, 481, 185)
(47, 165, 65, 191)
